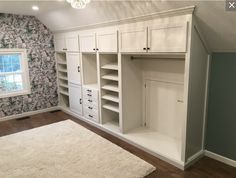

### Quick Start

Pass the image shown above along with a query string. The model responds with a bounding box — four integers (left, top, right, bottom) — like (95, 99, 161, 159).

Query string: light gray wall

(206, 53, 236, 160)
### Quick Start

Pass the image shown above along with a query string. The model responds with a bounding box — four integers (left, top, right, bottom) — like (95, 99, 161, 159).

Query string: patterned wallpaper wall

(0, 13, 58, 118)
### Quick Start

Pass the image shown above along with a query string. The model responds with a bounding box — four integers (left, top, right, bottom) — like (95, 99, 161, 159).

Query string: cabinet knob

(143, 47, 146, 50)
(93, 48, 96, 51)
(96, 48, 99, 51)
(147, 47, 150, 50)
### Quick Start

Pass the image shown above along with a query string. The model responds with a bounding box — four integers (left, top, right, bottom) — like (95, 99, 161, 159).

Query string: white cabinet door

(148, 23, 187, 53)
(97, 31, 118, 52)
(79, 33, 96, 52)
(69, 83, 82, 115)
(67, 53, 81, 85)
(145, 80, 184, 139)
(54, 34, 66, 52)
(119, 27, 147, 53)
(65, 33, 79, 52)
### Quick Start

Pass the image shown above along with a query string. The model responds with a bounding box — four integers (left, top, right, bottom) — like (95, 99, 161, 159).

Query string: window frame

(0, 49, 31, 98)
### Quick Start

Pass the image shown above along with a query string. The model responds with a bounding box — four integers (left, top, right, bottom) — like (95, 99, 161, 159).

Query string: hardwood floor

(0, 111, 235, 178)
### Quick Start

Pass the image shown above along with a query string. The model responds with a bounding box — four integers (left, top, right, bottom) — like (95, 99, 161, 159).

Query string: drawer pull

(88, 106, 93, 109)
(87, 89, 92, 92)
(79, 98, 82, 104)
(88, 99, 92, 102)
(89, 115, 93, 118)
(177, 100, 184, 103)
(87, 94, 92, 97)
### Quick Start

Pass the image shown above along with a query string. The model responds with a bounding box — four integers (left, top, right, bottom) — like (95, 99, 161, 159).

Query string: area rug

(0, 120, 155, 178)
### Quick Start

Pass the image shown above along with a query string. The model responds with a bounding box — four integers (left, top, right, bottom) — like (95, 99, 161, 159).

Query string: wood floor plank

(0, 111, 235, 178)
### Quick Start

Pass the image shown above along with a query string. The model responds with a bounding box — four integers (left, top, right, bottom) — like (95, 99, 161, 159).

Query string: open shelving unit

(99, 54, 121, 132)
(56, 52, 69, 108)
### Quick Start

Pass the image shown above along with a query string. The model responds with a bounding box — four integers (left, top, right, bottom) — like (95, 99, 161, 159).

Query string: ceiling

(0, 0, 235, 52)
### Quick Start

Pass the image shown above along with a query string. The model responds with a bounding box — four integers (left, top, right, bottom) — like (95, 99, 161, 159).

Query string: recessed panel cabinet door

(67, 53, 81, 85)
(145, 80, 184, 139)
(97, 31, 118, 52)
(54, 35, 66, 52)
(69, 83, 82, 115)
(65, 34, 79, 52)
(148, 23, 188, 53)
(79, 33, 96, 52)
(119, 27, 147, 53)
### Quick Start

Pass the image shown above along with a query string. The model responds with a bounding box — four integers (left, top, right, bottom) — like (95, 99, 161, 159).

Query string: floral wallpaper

(0, 13, 58, 118)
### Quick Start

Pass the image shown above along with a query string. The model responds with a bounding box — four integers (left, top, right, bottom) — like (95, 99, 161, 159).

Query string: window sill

(0, 89, 31, 99)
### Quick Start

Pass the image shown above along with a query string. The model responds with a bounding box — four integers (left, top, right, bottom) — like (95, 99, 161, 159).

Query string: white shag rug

(0, 120, 155, 178)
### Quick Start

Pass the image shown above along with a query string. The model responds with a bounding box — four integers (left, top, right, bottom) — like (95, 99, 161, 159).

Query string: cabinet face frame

(147, 22, 188, 53)
(119, 27, 148, 53)
(79, 33, 96, 53)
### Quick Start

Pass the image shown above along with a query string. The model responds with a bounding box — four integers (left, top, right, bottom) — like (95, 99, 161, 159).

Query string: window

(0, 49, 30, 98)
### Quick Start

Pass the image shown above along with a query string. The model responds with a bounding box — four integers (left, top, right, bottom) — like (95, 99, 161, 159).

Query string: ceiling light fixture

(66, 0, 90, 9)
(32, 5, 39, 11)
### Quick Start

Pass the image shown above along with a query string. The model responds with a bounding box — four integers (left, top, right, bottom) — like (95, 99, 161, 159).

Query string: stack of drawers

(83, 86, 99, 123)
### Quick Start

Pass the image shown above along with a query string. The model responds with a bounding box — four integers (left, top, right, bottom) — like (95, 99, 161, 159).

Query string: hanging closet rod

(130, 56, 185, 61)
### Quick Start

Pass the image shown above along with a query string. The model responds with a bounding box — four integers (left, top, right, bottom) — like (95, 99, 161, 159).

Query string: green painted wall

(206, 53, 236, 160)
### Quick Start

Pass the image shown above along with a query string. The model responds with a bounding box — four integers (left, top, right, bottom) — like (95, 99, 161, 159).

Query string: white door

(65, 33, 79, 52)
(67, 53, 81, 85)
(79, 33, 96, 52)
(54, 34, 66, 52)
(148, 23, 187, 53)
(119, 27, 148, 53)
(96, 31, 118, 52)
(145, 80, 184, 139)
(69, 83, 82, 115)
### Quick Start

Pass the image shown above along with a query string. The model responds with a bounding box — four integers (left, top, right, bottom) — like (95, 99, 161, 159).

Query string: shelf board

(102, 73, 118, 81)
(58, 76, 68, 81)
(83, 83, 98, 90)
(59, 90, 69, 96)
(58, 69, 67, 73)
(102, 94, 119, 103)
(103, 103, 119, 113)
(59, 83, 68, 88)
(102, 120, 120, 133)
(57, 61, 67, 65)
(101, 63, 118, 70)
(102, 84, 119, 92)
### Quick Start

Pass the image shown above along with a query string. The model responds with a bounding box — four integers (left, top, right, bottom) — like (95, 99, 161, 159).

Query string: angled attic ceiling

(0, 0, 235, 52)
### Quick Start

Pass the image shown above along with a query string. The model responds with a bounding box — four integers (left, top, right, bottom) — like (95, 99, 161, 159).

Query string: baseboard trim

(205, 150, 236, 168)
(184, 150, 205, 169)
(0, 106, 60, 122)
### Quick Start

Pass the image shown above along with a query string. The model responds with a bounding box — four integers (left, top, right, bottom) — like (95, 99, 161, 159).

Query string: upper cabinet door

(119, 27, 148, 53)
(96, 31, 118, 53)
(148, 23, 188, 53)
(67, 53, 81, 85)
(65, 33, 79, 52)
(79, 33, 96, 52)
(54, 34, 66, 52)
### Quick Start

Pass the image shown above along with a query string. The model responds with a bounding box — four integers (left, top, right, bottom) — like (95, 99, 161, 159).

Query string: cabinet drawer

(84, 111, 98, 122)
(84, 99, 98, 109)
(83, 87, 98, 101)
(84, 105, 98, 116)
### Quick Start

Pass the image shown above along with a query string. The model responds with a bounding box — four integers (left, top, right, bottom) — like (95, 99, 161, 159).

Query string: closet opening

(121, 54, 186, 162)
(82, 53, 98, 89)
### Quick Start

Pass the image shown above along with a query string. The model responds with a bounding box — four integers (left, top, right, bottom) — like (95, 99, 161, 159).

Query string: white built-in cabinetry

(54, 8, 209, 170)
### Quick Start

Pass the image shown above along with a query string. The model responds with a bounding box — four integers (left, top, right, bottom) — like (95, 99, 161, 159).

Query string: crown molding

(53, 5, 195, 33)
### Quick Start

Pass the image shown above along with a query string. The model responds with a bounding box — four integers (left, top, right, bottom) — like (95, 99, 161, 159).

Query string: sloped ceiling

(0, 0, 235, 52)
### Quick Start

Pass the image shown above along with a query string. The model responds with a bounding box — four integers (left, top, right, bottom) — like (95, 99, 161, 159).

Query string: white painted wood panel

(65, 33, 79, 52)
(145, 80, 184, 140)
(119, 27, 147, 53)
(148, 23, 187, 52)
(54, 34, 66, 52)
(97, 31, 118, 52)
(79, 33, 96, 52)
(67, 53, 81, 85)
(69, 83, 82, 115)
